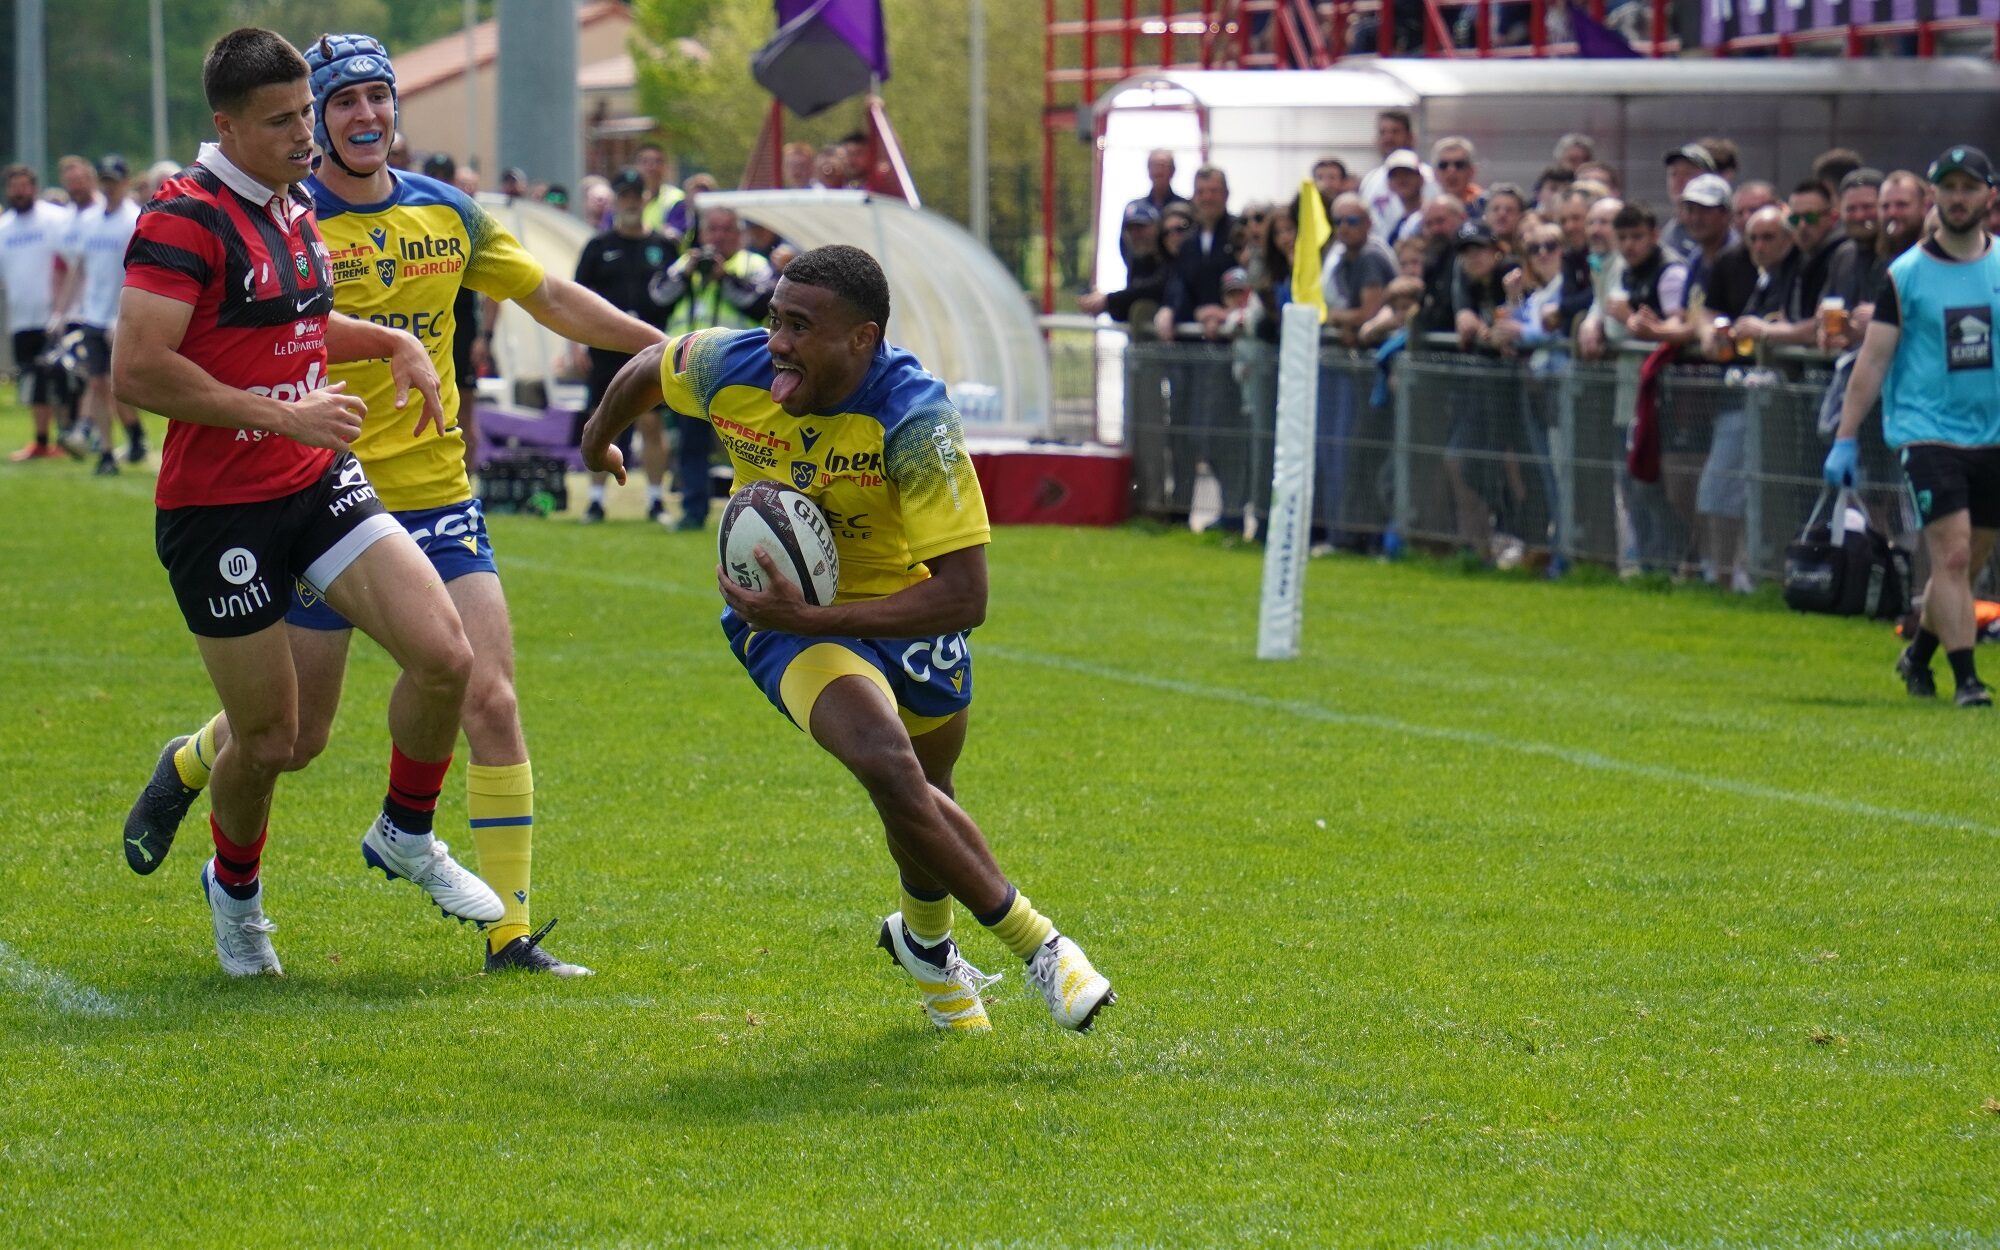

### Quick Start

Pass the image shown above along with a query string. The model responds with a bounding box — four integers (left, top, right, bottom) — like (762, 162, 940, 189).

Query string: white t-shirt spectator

(1358, 163, 1440, 245)
(0, 201, 70, 332)
(63, 197, 139, 330)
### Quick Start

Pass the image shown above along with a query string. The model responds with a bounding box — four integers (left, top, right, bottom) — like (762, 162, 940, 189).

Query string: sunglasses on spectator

(1334, 214, 1369, 227)
(1787, 211, 1824, 227)
(1165, 223, 1192, 234)
(1527, 241, 1562, 255)
(1437, 159, 1472, 171)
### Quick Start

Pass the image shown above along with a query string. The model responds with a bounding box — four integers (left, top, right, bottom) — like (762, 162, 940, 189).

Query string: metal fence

(1117, 333, 1914, 583)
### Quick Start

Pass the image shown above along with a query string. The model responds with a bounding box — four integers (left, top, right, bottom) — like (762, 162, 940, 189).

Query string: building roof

(580, 52, 634, 92)
(396, 1, 632, 97)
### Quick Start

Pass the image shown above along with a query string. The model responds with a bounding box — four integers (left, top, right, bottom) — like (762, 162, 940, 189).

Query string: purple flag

(756, 0, 890, 117)
(774, 0, 890, 80)
(1568, 2, 1641, 56)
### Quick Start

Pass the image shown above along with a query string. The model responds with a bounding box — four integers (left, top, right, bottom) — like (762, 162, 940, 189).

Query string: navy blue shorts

(720, 608, 972, 735)
(289, 498, 497, 630)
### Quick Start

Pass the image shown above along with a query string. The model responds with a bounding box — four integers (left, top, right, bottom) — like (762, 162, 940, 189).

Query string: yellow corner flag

(1290, 178, 1331, 324)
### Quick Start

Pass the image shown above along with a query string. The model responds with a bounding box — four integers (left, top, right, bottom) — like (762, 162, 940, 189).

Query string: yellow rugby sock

(980, 887, 1056, 960)
(468, 761, 534, 952)
(173, 714, 224, 789)
(900, 881, 953, 946)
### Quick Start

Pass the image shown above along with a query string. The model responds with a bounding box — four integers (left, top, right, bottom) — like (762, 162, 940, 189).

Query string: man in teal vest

(654, 203, 776, 528)
(1827, 145, 2000, 707)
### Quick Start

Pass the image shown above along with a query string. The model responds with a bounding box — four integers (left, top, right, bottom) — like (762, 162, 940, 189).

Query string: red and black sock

(210, 816, 266, 901)
(384, 745, 452, 837)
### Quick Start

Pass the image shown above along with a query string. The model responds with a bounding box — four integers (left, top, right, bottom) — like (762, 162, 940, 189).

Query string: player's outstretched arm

(580, 340, 669, 485)
(112, 287, 364, 447)
(516, 275, 665, 357)
(325, 314, 446, 436)
(721, 544, 988, 639)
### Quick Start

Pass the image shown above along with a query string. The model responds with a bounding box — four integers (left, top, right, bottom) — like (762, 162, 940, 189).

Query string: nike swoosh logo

(603, 250, 622, 260)
(295, 297, 316, 312)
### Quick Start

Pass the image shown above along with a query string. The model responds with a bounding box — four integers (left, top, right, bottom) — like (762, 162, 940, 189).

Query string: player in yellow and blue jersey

(582, 245, 1116, 1032)
(121, 33, 666, 975)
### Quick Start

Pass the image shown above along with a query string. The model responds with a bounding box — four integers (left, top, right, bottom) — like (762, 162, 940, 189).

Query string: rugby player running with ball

(581, 245, 1116, 1032)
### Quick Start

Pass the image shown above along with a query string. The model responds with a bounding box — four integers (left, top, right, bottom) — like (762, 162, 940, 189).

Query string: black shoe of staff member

(1896, 646, 1937, 699)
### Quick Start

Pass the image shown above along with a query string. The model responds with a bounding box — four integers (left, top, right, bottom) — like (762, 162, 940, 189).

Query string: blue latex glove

(1822, 437, 1859, 488)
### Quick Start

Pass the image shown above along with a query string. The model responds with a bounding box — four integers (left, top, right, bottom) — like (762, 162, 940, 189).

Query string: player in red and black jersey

(112, 28, 502, 977)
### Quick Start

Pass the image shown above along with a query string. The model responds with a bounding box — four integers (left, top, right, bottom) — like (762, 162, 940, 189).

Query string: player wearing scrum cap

(582, 244, 1116, 1033)
(1826, 144, 2000, 707)
(122, 31, 664, 977)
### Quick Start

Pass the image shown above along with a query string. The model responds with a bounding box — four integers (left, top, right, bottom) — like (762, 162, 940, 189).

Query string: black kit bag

(1782, 487, 1910, 619)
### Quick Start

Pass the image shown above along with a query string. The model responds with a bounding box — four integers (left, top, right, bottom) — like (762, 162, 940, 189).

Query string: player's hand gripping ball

(718, 480, 839, 606)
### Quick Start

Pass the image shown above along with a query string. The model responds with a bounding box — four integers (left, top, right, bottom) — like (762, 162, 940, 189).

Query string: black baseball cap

(97, 154, 129, 180)
(1662, 144, 1715, 172)
(421, 152, 456, 181)
(1123, 200, 1161, 227)
(610, 167, 646, 197)
(1456, 220, 1497, 251)
(1929, 145, 1996, 187)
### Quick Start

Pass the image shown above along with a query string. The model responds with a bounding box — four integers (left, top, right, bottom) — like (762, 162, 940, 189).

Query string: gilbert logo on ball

(719, 480, 840, 606)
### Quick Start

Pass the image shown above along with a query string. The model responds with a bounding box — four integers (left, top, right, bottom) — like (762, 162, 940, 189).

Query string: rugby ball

(719, 480, 840, 606)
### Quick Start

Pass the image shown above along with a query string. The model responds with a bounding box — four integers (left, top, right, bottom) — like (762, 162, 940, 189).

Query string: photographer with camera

(650, 202, 776, 530)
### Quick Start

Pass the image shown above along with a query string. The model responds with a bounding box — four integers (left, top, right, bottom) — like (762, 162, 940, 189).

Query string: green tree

(25, 0, 494, 176)
(630, 0, 1091, 289)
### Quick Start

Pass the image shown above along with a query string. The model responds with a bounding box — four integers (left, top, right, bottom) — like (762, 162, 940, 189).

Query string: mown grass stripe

(991, 645, 2000, 839)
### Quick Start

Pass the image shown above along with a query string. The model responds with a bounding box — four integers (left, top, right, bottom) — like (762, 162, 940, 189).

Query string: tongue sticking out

(771, 368, 803, 406)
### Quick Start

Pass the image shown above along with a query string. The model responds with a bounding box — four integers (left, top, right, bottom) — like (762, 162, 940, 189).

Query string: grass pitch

(3, 410, 1999, 1247)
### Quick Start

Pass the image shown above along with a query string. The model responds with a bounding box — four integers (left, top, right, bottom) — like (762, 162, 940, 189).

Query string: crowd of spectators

(1080, 111, 1954, 580)
(3, 131, 809, 530)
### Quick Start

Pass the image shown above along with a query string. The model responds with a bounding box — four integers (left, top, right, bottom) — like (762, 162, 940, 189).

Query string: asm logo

(789, 460, 818, 491)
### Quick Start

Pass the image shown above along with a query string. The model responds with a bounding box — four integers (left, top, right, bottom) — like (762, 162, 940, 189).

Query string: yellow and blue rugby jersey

(660, 328, 991, 602)
(309, 171, 545, 511)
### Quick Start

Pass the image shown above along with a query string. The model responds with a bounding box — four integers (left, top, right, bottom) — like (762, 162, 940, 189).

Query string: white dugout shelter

(480, 190, 1053, 441)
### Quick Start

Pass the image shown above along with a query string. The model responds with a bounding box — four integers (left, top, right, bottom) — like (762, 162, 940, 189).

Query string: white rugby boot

(1026, 933, 1115, 1032)
(201, 860, 282, 978)
(878, 912, 1001, 1032)
(360, 814, 504, 927)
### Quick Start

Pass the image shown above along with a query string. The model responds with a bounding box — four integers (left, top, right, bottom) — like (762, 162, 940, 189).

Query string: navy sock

(973, 884, 1017, 930)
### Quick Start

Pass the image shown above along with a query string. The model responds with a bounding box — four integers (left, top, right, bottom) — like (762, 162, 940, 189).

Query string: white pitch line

(0, 940, 123, 1018)
(988, 646, 2000, 839)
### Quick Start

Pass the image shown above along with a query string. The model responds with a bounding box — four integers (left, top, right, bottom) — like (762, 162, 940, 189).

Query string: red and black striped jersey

(123, 161, 339, 509)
